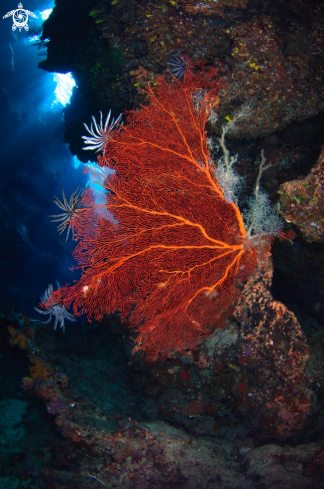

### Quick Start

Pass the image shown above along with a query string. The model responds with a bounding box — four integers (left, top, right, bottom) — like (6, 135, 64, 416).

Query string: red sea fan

(51, 66, 255, 360)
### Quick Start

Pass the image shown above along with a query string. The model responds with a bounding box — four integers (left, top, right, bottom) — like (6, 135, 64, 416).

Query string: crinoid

(35, 282, 76, 332)
(168, 55, 193, 79)
(49, 186, 84, 241)
(82, 110, 122, 153)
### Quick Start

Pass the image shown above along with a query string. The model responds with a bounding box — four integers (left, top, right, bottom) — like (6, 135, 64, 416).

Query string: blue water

(0, 0, 87, 315)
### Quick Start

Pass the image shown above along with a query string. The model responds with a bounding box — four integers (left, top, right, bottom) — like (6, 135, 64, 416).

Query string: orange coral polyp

(51, 67, 255, 360)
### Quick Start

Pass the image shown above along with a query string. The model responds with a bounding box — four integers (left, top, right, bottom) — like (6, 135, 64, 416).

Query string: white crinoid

(82, 110, 122, 153)
(49, 186, 84, 241)
(168, 55, 193, 79)
(35, 282, 76, 333)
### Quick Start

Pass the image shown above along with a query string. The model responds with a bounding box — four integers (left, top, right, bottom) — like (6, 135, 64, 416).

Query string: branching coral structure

(49, 67, 258, 360)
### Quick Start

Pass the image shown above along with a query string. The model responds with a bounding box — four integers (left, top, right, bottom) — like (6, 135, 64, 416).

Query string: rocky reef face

(3, 239, 324, 487)
(125, 241, 317, 443)
(39, 0, 324, 156)
(279, 144, 324, 243)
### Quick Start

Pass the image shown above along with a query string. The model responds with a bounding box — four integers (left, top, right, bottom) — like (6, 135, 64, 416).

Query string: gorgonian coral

(48, 66, 258, 360)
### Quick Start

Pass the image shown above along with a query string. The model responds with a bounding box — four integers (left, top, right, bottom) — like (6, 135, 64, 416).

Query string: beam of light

(40, 8, 53, 20)
(72, 156, 82, 169)
(86, 163, 117, 223)
(72, 157, 116, 221)
(53, 73, 77, 106)
(26, 35, 40, 43)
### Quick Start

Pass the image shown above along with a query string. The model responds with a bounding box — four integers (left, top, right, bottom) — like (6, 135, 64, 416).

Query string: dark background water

(0, 0, 86, 316)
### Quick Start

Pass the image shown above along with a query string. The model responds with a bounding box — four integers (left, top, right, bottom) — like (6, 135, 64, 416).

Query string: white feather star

(82, 110, 122, 153)
(35, 282, 76, 332)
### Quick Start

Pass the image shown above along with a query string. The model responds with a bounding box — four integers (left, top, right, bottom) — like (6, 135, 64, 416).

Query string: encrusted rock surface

(279, 144, 324, 243)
